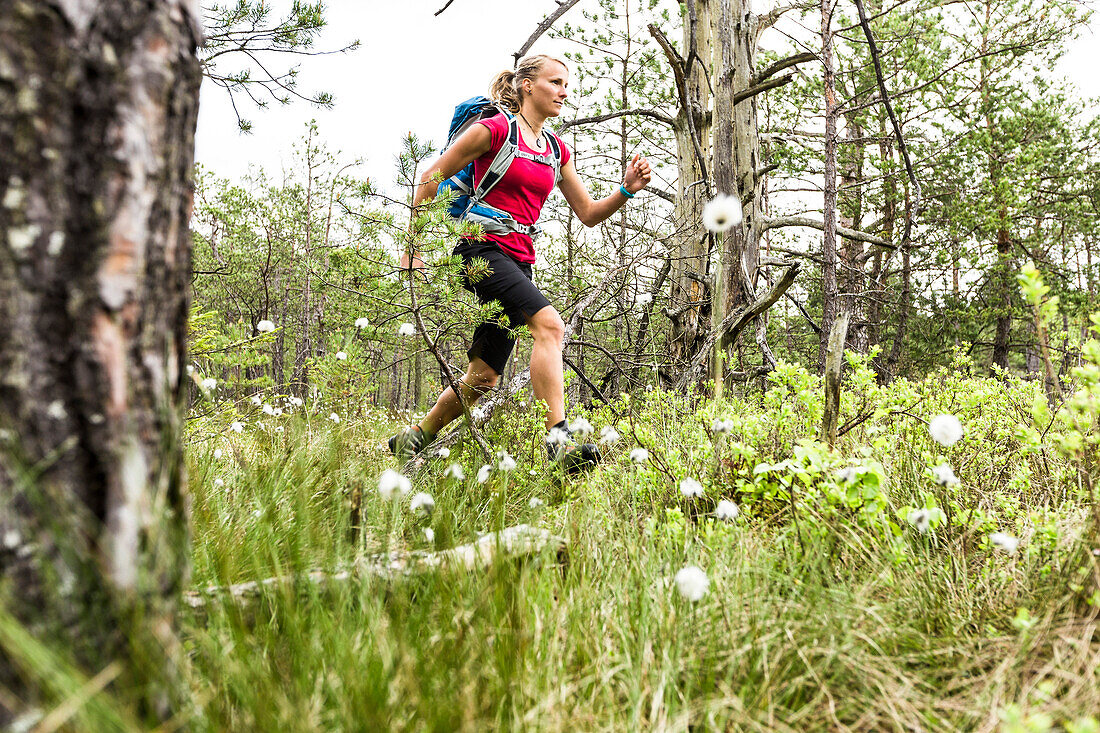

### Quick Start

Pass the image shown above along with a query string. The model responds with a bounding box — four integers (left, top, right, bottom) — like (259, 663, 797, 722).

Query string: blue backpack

(437, 96, 563, 240)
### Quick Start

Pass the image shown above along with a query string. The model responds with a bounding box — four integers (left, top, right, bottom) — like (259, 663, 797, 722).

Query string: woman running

(390, 54, 652, 473)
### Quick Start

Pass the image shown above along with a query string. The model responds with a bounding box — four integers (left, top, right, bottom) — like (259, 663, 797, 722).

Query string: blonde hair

(488, 54, 569, 113)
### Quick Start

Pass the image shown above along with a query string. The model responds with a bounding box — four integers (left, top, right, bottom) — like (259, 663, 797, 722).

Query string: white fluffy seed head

(711, 418, 735, 434)
(547, 427, 570, 447)
(262, 403, 275, 415)
(213, 448, 223, 460)
(444, 463, 465, 481)
(213, 478, 225, 488)
(529, 496, 545, 509)
(989, 532, 1020, 555)
(908, 508, 932, 534)
(929, 414, 963, 447)
(932, 463, 959, 487)
(256, 319, 275, 333)
(715, 500, 739, 521)
(497, 451, 517, 472)
(674, 565, 710, 602)
(679, 477, 704, 499)
(329, 412, 340, 423)
(250, 395, 262, 406)
(436, 447, 451, 459)
(355, 317, 370, 329)
(568, 417, 593, 437)
(335, 351, 348, 361)
(476, 464, 492, 484)
(201, 377, 217, 391)
(630, 447, 649, 464)
(702, 194, 743, 233)
(423, 527, 435, 543)
(398, 322, 416, 337)
(409, 491, 435, 516)
(377, 469, 412, 500)
(230, 421, 244, 433)
(600, 425, 620, 444)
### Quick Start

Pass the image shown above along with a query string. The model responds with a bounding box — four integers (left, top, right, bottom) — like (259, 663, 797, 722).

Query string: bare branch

(761, 215, 892, 247)
(434, 0, 458, 16)
(752, 51, 816, 85)
(559, 107, 675, 131)
(513, 0, 584, 65)
(734, 73, 796, 105)
(677, 264, 801, 388)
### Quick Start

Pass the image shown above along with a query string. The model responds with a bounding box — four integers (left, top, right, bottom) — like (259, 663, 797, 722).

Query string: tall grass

(181, 366, 1100, 731)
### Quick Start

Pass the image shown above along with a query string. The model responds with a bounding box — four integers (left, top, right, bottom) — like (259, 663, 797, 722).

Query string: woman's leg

(419, 357, 500, 437)
(526, 306, 566, 429)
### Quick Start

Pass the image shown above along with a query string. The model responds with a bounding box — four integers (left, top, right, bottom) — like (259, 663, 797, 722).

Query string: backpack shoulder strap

(472, 116, 519, 202)
(545, 132, 563, 185)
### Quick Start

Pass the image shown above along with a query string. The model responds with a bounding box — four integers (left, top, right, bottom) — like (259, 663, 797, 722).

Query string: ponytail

(489, 70, 522, 113)
(488, 55, 569, 114)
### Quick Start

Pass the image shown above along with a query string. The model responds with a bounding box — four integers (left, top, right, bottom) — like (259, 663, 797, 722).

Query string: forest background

(5, 0, 1100, 730)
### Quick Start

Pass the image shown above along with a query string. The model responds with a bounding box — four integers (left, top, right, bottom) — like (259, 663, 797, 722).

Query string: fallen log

(183, 524, 568, 609)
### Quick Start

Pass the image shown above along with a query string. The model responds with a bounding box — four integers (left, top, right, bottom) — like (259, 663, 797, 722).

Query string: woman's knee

(529, 307, 565, 346)
(464, 363, 500, 392)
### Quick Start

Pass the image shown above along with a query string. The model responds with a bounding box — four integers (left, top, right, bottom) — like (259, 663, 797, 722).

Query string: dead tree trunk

(819, 0, 840, 373)
(0, 0, 201, 724)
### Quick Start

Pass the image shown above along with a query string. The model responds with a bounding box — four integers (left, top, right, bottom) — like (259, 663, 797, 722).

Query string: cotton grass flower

(436, 447, 451, 459)
(377, 469, 412, 500)
(256, 319, 276, 333)
(213, 448, 223, 460)
(989, 532, 1020, 555)
(335, 351, 348, 361)
(600, 425, 620, 444)
(568, 417, 593, 437)
(546, 427, 570, 447)
(529, 497, 545, 509)
(329, 412, 340, 423)
(289, 396, 304, 407)
(932, 463, 960, 487)
(213, 478, 224, 488)
(702, 194, 743, 232)
(674, 565, 710, 602)
(476, 464, 492, 484)
(354, 317, 370, 329)
(497, 451, 517, 472)
(679, 477, 704, 499)
(409, 492, 435, 517)
(230, 421, 244, 433)
(201, 377, 217, 391)
(629, 447, 649, 464)
(398, 322, 416, 337)
(250, 394, 262, 406)
(262, 403, 275, 415)
(711, 418, 735, 434)
(636, 292, 653, 306)
(423, 527, 435, 543)
(715, 500, 740, 521)
(929, 414, 963, 447)
(274, 426, 284, 433)
(908, 508, 932, 534)
(444, 463, 465, 481)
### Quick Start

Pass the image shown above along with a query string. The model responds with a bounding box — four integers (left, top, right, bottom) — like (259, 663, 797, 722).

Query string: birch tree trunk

(0, 0, 201, 723)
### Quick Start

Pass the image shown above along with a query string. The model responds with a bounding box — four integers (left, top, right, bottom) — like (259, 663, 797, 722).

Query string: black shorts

(453, 238, 552, 376)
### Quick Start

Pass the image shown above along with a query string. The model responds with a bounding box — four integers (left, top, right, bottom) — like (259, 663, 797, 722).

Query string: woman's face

(523, 61, 569, 118)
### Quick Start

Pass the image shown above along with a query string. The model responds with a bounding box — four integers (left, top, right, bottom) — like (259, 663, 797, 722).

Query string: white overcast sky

(194, 0, 1100, 192)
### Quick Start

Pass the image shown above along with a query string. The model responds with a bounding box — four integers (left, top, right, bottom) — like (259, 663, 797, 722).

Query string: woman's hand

(623, 153, 652, 194)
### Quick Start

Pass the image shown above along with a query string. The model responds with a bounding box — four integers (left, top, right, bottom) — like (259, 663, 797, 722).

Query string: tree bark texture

(818, 0, 840, 373)
(0, 0, 201, 724)
(711, 0, 766, 374)
(663, 4, 713, 372)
